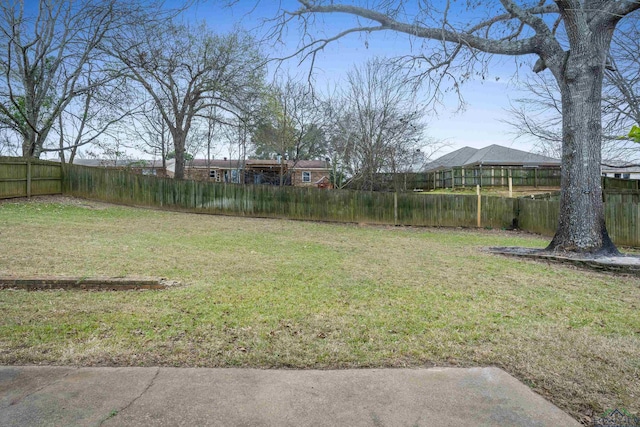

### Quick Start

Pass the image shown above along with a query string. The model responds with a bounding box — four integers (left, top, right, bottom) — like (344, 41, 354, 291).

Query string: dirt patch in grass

(0, 195, 111, 209)
(0, 276, 175, 290)
(0, 197, 638, 424)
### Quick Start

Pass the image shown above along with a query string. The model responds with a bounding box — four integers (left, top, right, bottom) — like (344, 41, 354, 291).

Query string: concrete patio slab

(0, 366, 579, 427)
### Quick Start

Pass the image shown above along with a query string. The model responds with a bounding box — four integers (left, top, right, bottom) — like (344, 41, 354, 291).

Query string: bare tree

(203, 105, 220, 170)
(0, 127, 18, 156)
(125, 100, 172, 171)
(506, 19, 640, 165)
(109, 21, 266, 179)
(0, 0, 153, 159)
(253, 74, 328, 184)
(603, 19, 640, 142)
(52, 71, 138, 165)
(274, 0, 640, 255)
(222, 111, 258, 182)
(326, 58, 432, 191)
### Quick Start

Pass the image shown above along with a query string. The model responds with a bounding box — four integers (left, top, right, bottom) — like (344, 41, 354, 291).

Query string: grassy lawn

(0, 196, 638, 424)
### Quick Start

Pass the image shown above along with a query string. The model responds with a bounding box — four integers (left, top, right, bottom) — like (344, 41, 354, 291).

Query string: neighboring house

(166, 158, 332, 188)
(426, 145, 640, 180)
(286, 160, 332, 188)
(53, 158, 168, 177)
(601, 164, 640, 180)
(424, 144, 562, 172)
(421, 144, 562, 189)
(167, 159, 245, 182)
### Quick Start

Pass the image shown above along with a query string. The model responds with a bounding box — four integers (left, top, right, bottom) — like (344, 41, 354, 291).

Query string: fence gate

(0, 157, 63, 199)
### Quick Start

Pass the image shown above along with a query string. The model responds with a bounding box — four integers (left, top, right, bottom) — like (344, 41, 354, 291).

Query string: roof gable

(464, 144, 560, 166)
(425, 144, 560, 171)
(424, 147, 478, 171)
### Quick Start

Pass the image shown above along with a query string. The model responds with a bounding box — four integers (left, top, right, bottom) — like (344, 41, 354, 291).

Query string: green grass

(0, 196, 639, 424)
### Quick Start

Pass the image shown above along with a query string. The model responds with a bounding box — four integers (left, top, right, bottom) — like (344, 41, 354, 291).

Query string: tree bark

(172, 130, 186, 180)
(22, 133, 35, 157)
(547, 31, 619, 255)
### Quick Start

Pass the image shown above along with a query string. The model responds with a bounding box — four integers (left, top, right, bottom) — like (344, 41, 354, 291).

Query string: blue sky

(174, 1, 543, 157)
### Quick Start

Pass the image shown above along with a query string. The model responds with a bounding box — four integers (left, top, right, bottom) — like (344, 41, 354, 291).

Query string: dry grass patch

(0, 196, 638, 424)
(426, 186, 559, 198)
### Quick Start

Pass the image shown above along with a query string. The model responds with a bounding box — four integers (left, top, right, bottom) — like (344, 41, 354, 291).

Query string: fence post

(26, 157, 32, 198)
(394, 192, 398, 225)
(508, 176, 513, 198)
(477, 185, 481, 227)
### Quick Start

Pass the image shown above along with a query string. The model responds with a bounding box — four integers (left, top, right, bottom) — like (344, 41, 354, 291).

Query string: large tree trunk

(21, 124, 48, 159)
(173, 130, 186, 180)
(547, 39, 619, 255)
(22, 131, 37, 158)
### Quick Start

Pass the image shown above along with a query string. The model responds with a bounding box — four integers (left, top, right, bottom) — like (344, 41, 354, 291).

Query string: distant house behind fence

(166, 158, 332, 188)
(424, 144, 562, 172)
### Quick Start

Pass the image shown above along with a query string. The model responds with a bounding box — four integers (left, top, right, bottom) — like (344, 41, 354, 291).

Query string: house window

(210, 170, 220, 182)
(302, 171, 311, 183)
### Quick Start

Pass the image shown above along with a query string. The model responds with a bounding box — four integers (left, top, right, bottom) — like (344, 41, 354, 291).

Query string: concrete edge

(487, 246, 640, 277)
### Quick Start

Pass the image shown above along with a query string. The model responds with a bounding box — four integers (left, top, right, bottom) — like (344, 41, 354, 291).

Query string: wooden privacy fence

(427, 166, 562, 190)
(602, 177, 640, 190)
(64, 165, 517, 229)
(1, 158, 638, 245)
(0, 157, 62, 199)
(378, 169, 638, 194)
(63, 164, 640, 246)
(374, 167, 562, 191)
(518, 198, 640, 247)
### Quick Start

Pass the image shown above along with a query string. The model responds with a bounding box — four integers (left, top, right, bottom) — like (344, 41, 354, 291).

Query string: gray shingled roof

(424, 147, 479, 171)
(425, 145, 560, 172)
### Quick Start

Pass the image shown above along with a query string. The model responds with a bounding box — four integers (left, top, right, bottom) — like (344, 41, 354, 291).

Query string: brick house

(166, 158, 332, 188)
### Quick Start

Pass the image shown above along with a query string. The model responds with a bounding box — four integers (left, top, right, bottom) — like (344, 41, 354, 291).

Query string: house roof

(424, 144, 560, 172)
(424, 147, 479, 171)
(186, 159, 243, 168)
(184, 159, 331, 169)
(289, 160, 331, 169)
